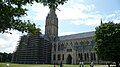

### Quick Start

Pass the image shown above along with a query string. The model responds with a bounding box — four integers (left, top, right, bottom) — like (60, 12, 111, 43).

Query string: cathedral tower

(45, 8, 59, 64)
(45, 8, 58, 40)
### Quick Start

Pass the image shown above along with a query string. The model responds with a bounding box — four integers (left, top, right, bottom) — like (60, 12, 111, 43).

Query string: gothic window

(54, 44, 56, 52)
(53, 54, 56, 61)
(61, 43, 64, 48)
(70, 42, 72, 45)
(90, 53, 94, 61)
(75, 42, 78, 45)
(86, 41, 89, 45)
(66, 43, 68, 45)
(66, 42, 69, 47)
(93, 53, 96, 61)
(81, 41, 83, 45)
(58, 54, 61, 60)
(87, 53, 89, 61)
(88, 41, 91, 45)
(78, 53, 81, 61)
(83, 41, 86, 45)
(85, 40, 88, 45)
(64, 43, 66, 47)
(54, 37, 56, 41)
(80, 53, 83, 61)
(84, 53, 89, 61)
(83, 41, 85, 45)
(58, 45, 60, 51)
(78, 53, 80, 58)
(62, 54, 64, 60)
(84, 53, 87, 61)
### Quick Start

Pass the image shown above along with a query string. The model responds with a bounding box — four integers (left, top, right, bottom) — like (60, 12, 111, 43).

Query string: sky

(0, 0, 120, 53)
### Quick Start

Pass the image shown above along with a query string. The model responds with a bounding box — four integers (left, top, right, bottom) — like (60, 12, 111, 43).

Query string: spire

(45, 6, 58, 38)
(100, 18, 103, 25)
(50, 7, 55, 13)
(48, 7, 56, 17)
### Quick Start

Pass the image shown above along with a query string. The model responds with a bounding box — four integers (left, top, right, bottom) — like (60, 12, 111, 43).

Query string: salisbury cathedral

(12, 8, 99, 64)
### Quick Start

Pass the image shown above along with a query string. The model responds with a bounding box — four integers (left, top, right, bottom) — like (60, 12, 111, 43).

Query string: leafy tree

(95, 21, 120, 67)
(0, 52, 12, 62)
(0, 0, 67, 34)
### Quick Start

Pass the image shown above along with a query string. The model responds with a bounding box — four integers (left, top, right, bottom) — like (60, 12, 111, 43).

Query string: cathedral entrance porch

(66, 54, 72, 64)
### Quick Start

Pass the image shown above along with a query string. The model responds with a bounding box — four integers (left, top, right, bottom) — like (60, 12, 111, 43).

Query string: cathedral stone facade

(52, 31, 97, 64)
(12, 8, 98, 64)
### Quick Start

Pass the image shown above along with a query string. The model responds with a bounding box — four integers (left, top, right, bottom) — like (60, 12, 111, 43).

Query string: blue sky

(24, 0, 120, 35)
(0, 0, 120, 53)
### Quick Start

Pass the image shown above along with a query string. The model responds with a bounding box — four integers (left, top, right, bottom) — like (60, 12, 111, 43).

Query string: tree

(0, 0, 67, 34)
(95, 21, 120, 67)
(0, 52, 12, 62)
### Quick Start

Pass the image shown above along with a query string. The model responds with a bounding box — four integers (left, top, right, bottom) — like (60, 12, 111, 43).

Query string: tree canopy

(95, 21, 120, 67)
(0, 0, 68, 34)
(0, 52, 12, 62)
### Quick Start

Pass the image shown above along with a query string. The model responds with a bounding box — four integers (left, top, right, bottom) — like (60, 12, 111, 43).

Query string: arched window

(61, 43, 64, 48)
(78, 53, 80, 58)
(62, 54, 64, 60)
(84, 53, 87, 61)
(54, 44, 56, 52)
(88, 41, 91, 45)
(66, 43, 68, 45)
(86, 41, 89, 45)
(75, 42, 78, 45)
(53, 54, 56, 61)
(90, 53, 94, 61)
(93, 53, 96, 61)
(58, 54, 61, 60)
(58, 45, 60, 51)
(80, 41, 83, 45)
(87, 53, 89, 61)
(70, 42, 72, 45)
(80, 53, 83, 61)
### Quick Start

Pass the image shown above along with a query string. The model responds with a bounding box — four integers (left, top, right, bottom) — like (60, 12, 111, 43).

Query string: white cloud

(105, 10, 120, 23)
(71, 3, 95, 11)
(70, 12, 102, 26)
(113, 19, 120, 23)
(106, 14, 115, 18)
(56, 3, 96, 20)
(23, 0, 96, 21)
(0, 30, 21, 53)
(71, 19, 101, 26)
(23, 0, 120, 26)
(24, 3, 49, 21)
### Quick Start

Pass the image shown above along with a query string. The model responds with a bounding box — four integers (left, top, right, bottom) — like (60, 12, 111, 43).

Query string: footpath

(94, 65, 115, 67)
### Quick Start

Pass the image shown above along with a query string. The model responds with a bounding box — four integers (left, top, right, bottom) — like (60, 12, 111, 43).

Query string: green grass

(0, 63, 91, 67)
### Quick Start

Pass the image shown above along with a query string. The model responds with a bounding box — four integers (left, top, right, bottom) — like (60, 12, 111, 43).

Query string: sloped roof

(59, 31, 95, 41)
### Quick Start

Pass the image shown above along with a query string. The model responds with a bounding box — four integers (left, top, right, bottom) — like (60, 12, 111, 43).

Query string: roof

(59, 31, 95, 41)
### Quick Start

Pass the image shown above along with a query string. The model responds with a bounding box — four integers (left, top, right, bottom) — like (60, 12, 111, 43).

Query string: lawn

(0, 63, 91, 67)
